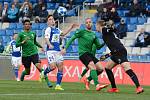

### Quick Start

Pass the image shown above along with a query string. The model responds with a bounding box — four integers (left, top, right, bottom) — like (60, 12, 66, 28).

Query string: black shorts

(22, 53, 40, 68)
(79, 52, 99, 67)
(110, 49, 128, 64)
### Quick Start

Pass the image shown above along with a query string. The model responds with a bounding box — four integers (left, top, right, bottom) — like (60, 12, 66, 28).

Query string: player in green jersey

(61, 18, 109, 91)
(16, 19, 44, 81)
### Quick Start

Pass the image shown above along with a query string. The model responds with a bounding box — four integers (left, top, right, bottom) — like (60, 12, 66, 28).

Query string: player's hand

(48, 44, 54, 49)
(40, 48, 45, 52)
(60, 48, 66, 55)
(21, 37, 30, 44)
(100, 55, 106, 61)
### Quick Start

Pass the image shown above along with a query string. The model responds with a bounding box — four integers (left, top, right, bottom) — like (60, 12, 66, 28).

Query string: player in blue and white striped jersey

(6, 33, 21, 81)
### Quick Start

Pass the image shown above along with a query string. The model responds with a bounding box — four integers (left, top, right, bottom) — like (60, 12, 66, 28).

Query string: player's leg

(54, 52, 64, 90)
(79, 68, 89, 80)
(105, 60, 119, 92)
(11, 57, 19, 81)
(55, 62, 64, 90)
(121, 62, 144, 94)
(20, 56, 31, 81)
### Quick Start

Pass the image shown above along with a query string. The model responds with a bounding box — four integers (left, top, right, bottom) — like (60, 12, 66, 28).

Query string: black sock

(105, 68, 117, 88)
(126, 69, 140, 88)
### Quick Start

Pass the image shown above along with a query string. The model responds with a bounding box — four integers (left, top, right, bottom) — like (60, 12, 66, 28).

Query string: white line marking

(0, 93, 82, 96)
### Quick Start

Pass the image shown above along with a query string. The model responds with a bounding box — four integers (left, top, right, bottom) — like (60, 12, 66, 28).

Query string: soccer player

(96, 20, 144, 94)
(43, 15, 78, 90)
(6, 33, 21, 81)
(16, 19, 44, 81)
(61, 18, 109, 91)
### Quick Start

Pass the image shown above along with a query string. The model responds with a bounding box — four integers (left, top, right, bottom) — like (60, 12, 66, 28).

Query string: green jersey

(65, 29, 104, 56)
(16, 31, 42, 57)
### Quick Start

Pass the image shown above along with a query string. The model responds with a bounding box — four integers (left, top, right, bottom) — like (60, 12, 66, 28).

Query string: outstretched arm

(60, 23, 79, 36)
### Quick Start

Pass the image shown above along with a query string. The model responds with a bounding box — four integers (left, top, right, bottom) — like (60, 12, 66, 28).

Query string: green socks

(90, 70, 99, 86)
(20, 70, 27, 81)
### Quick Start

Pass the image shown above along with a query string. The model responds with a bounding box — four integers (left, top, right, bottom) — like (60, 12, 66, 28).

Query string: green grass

(0, 80, 149, 100)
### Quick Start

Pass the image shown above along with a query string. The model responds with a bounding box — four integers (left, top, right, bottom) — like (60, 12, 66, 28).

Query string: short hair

(47, 15, 53, 20)
(23, 19, 32, 25)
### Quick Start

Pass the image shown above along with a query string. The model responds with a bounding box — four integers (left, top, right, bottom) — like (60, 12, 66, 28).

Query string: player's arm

(44, 27, 54, 49)
(99, 52, 111, 61)
(60, 23, 79, 36)
(94, 37, 105, 50)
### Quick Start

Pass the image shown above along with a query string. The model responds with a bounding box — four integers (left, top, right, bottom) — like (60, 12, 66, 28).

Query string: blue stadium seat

(96, 46, 106, 54)
(66, 45, 73, 52)
(5, 29, 14, 36)
(2, 36, 11, 44)
(31, 23, 39, 30)
(72, 45, 78, 53)
(36, 30, 43, 37)
(16, 23, 23, 29)
(0, 30, 6, 36)
(127, 24, 136, 32)
(14, 29, 22, 33)
(8, 23, 17, 29)
(73, 39, 78, 45)
(39, 23, 47, 30)
(138, 17, 146, 25)
(117, 10, 124, 17)
(129, 17, 138, 24)
(66, 8, 76, 16)
(79, 24, 86, 29)
(47, 3, 58, 10)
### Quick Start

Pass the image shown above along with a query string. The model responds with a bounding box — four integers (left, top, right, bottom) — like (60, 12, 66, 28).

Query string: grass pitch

(0, 80, 149, 100)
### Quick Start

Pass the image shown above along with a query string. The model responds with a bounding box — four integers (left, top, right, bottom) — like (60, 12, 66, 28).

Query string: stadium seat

(140, 47, 150, 55)
(39, 23, 47, 30)
(0, 30, 6, 36)
(31, 23, 39, 30)
(127, 24, 136, 32)
(79, 24, 86, 29)
(129, 17, 138, 25)
(14, 29, 22, 33)
(8, 23, 17, 29)
(131, 47, 141, 55)
(2, 36, 11, 44)
(36, 30, 43, 37)
(1, 23, 9, 29)
(138, 17, 146, 25)
(124, 39, 135, 46)
(5, 29, 14, 36)
(72, 45, 78, 53)
(16, 23, 23, 29)
(66, 8, 76, 16)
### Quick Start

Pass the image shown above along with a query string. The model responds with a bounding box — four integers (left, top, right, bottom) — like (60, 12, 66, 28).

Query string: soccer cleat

(83, 78, 90, 90)
(107, 88, 119, 93)
(40, 71, 45, 80)
(136, 86, 144, 94)
(55, 85, 64, 90)
(16, 78, 20, 82)
(96, 84, 109, 91)
(47, 81, 53, 88)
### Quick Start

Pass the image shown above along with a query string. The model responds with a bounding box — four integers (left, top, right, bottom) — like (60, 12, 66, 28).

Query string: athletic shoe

(136, 86, 144, 94)
(96, 84, 109, 91)
(47, 81, 53, 88)
(83, 78, 90, 90)
(55, 85, 64, 90)
(107, 88, 119, 93)
(16, 78, 20, 82)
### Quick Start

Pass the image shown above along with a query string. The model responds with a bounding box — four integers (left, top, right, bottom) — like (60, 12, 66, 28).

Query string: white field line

(0, 93, 83, 96)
